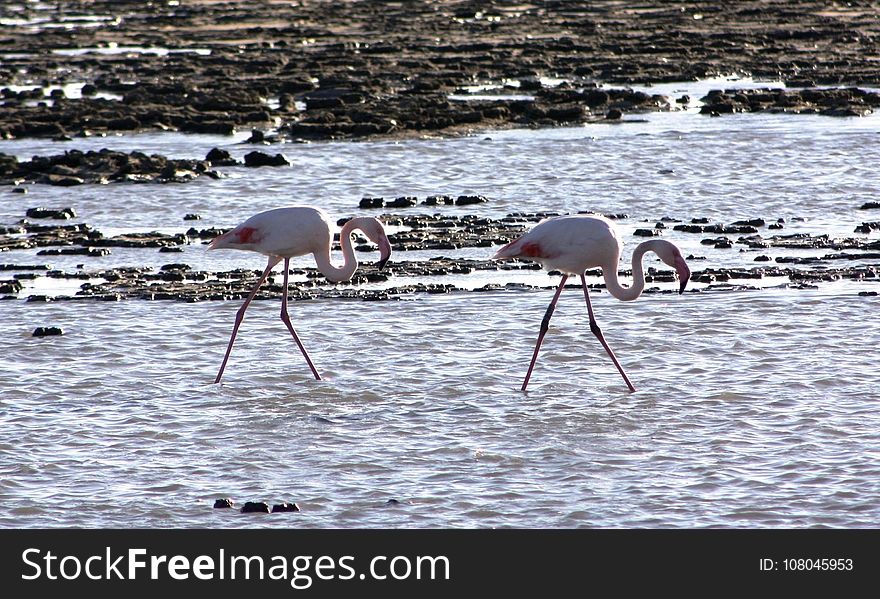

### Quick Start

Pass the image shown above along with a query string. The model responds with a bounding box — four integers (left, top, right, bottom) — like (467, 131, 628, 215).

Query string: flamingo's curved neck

(602, 242, 651, 302)
(313, 220, 360, 283)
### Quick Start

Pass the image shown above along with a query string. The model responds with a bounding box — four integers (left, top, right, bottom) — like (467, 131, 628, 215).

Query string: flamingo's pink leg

(215, 257, 280, 384)
(580, 274, 636, 392)
(279, 258, 322, 380)
(521, 274, 569, 392)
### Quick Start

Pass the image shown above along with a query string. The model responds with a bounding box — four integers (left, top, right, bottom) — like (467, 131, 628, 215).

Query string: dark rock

(271, 502, 301, 513)
(699, 87, 880, 118)
(731, 218, 765, 227)
(205, 148, 238, 166)
(424, 195, 455, 205)
(0, 280, 23, 293)
(46, 175, 85, 186)
(160, 263, 191, 271)
(213, 498, 234, 509)
(359, 197, 384, 209)
(243, 151, 290, 167)
(183, 213, 201, 221)
(633, 228, 660, 237)
(37, 247, 111, 257)
(244, 129, 266, 144)
(181, 120, 235, 135)
(455, 194, 488, 206)
(584, 90, 609, 107)
(386, 196, 417, 208)
(304, 95, 344, 110)
(860, 202, 880, 210)
(674, 224, 707, 233)
(240, 501, 271, 513)
(33, 326, 63, 337)
(4, 149, 215, 185)
(547, 105, 585, 122)
(26, 207, 77, 220)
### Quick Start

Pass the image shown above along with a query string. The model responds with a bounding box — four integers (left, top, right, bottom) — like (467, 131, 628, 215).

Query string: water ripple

(3, 109, 880, 528)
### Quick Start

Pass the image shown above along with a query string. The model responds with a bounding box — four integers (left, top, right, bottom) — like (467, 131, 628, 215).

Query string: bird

(492, 213, 691, 392)
(207, 206, 392, 383)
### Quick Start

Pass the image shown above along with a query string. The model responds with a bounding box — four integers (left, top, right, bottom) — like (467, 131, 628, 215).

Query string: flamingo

(208, 206, 392, 383)
(492, 214, 690, 392)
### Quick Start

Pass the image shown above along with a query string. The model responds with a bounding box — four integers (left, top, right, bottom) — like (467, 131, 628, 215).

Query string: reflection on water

(1, 80, 879, 528)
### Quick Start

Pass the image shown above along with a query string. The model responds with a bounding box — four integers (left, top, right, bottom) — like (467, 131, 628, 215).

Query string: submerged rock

(26, 207, 77, 220)
(699, 87, 880, 117)
(240, 501, 271, 514)
(0, 149, 218, 185)
(243, 151, 289, 167)
(33, 326, 63, 337)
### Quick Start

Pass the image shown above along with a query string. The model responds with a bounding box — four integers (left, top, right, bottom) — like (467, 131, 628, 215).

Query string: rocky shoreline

(2, 1, 880, 143)
(3, 206, 878, 304)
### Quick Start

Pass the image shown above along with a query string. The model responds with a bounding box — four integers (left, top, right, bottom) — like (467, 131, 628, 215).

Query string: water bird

(493, 214, 690, 392)
(208, 206, 392, 383)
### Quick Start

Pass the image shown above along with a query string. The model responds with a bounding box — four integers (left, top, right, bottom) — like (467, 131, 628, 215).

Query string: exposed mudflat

(3, 206, 878, 303)
(2, 1, 880, 142)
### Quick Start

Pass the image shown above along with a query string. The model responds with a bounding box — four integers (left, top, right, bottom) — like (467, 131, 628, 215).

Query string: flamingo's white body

(493, 214, 690, 392)
(208, 206, 392, 383)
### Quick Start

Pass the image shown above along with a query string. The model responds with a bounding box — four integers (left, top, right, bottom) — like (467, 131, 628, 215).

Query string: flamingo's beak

(675, 255, 690, 294)
(376, 236, 392, 270)
(208, 229, 231, 250)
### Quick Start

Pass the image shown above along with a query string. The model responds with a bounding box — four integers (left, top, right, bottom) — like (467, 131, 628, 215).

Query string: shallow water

(1, 80, 879, 528)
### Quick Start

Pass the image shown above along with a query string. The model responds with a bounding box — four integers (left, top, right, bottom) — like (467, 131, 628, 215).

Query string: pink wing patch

(519, 241, 545, 258)
(235, 226, 260, 244)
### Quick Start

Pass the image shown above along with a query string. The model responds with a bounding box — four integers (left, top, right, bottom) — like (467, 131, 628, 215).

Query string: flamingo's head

(360, 217, 392, 270)
(655, 241, 691, 293)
